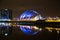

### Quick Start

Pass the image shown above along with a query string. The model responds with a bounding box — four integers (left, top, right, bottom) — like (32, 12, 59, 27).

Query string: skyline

(0, 0, 60, 40)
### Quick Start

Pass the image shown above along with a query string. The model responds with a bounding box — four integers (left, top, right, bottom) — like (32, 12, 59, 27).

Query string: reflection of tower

(0, 8, 12, 36)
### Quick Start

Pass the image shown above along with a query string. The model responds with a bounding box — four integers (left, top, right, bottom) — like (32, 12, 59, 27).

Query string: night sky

(0, 0, 60, 18)
(0, 0, 60, 40)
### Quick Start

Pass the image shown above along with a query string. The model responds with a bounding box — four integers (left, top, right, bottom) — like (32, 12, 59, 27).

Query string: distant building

(0, 8, 12, 19)
(0, 8, 12, 36)
(20, 9, 41, 21)
(20, 9, 40, 35)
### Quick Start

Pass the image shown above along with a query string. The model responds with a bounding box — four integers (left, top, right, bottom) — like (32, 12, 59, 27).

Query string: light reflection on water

(0, 24, 60, 36)
(19, 25, 39, 35)
(0, 26, 12, 36)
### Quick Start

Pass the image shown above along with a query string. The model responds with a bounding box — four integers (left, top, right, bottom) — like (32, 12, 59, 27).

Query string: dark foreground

(0, 27, 59, 40)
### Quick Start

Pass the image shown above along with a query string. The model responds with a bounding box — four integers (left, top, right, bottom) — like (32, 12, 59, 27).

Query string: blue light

(20, 26, 39, 35)
(0, 9, 12, 36)
(20, 10, 39, 35)
(2, 15, 7, 19)
(20, 10, 38, 19)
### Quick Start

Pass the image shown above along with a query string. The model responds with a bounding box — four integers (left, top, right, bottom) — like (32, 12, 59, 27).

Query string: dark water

(0, 26, 59, 40)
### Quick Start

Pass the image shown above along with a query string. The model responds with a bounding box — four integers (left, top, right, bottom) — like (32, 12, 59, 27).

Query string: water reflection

(0, 26, 12, 37)
(19, 25, 60, 35)
(20, 25, 39, 35)
(0, 24, 60, 37)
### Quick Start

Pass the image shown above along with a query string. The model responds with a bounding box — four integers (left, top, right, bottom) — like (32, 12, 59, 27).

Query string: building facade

(0, 8, 12, 36)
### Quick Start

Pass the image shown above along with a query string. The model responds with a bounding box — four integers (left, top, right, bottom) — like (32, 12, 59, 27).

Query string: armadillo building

(20, 9, 42, 35)
(20, 9, 42, 20)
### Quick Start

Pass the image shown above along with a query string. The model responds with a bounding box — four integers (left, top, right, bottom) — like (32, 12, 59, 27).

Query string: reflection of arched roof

(20, 10, 40, 19)
(20, 10, 40, 35)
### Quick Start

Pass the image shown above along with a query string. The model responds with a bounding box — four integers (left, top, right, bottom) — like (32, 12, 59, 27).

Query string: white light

(33, 26, 39, 30)
(57, 31, 59, 34)
(48, 30, 52, 32)
(1, 23, 5, 26)
(0, 22, 11, 26)
(2, 23, 5, 25)
(5, 9, 8, 10)
(34, 16, 40, 20)
(5, 33, 8, 36)
(0, 19, 11, 21)
(34, 15, 42, 20)
(31, 10, 39, 14)
(39, 28, 42, 31)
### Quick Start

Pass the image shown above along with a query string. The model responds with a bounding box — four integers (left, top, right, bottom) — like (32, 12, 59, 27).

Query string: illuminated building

(34, 15, 43, 20)
(0, 9, 12, 19)
(20, 10, 40, 20)
(20, 10, 41, 35)
(0, 8, 12, 36)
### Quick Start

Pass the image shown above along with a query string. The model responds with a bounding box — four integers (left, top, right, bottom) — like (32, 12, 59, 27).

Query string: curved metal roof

(20, 10, 39, 19)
